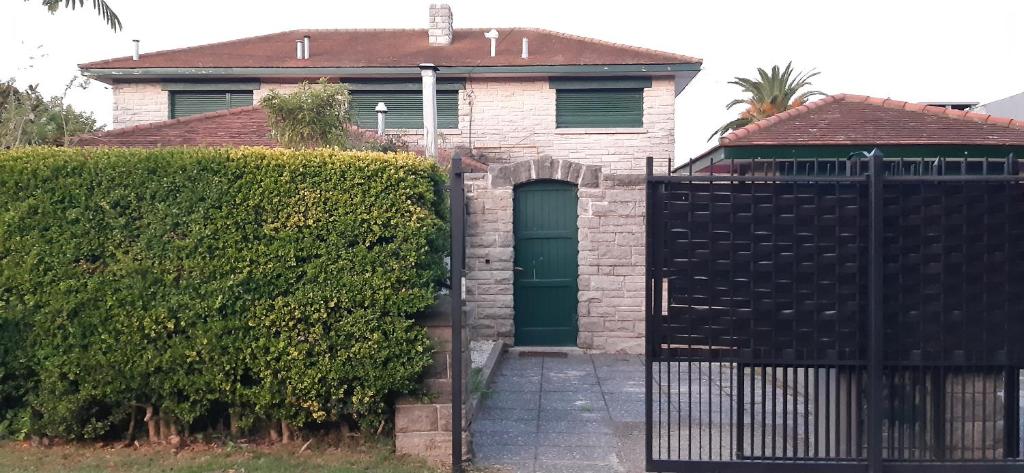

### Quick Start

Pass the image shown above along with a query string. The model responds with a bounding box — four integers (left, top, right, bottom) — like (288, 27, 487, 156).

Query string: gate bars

(645, 151, 1024, 472)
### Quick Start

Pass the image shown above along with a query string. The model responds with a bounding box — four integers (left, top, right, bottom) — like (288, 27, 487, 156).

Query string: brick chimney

(428, 4, 453, 46)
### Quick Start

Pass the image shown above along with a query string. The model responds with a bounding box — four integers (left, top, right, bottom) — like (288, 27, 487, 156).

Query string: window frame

(167, 90, 254, 119)
(549, 77, 651, 130)
(346, 79, 463, 131)
(348, 89, 460, 130)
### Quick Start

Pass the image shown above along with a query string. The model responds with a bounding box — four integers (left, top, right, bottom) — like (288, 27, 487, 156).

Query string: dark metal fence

(645, 151, 1024, 472)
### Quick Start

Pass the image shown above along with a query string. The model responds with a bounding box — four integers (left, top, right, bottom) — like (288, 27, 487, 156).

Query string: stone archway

(463, 157, 601, 348)
(485, 156, 602, 189)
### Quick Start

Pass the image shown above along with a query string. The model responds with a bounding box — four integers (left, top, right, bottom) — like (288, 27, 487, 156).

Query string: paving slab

(472, 353, 636, 472)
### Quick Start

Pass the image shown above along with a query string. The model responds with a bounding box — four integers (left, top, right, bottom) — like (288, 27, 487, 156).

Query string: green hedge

(0, 147, 447, 439)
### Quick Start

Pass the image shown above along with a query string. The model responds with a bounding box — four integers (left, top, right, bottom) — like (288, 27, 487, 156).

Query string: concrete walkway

(471, 353, 646, 473)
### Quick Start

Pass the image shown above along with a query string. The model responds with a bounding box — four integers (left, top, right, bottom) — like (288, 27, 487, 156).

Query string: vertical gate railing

(646, 151, 1024, 472)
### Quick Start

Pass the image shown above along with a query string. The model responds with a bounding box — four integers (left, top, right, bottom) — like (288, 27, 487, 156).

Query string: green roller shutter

(349, 90, 459, 130)
(169, 91, 254, 119)
(555, 88, 643, 128)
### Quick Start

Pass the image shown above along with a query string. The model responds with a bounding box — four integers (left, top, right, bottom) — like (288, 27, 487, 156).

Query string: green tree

(30, 0, 122, 31)
(0, 77, 102, 148)
(710, 62, 824, 140)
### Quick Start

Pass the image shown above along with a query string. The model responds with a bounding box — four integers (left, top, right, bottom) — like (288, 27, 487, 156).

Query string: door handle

(514, 266, 524, 271)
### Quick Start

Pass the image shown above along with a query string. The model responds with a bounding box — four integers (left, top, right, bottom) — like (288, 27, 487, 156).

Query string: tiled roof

(719, 94, 1024, 147)
(70, 106, 277, 147)
(68, 106, 490, 172)
(79, 28, 700, 70)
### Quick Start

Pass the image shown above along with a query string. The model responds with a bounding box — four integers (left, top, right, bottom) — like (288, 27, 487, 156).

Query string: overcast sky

(2, 0, 1022, 160)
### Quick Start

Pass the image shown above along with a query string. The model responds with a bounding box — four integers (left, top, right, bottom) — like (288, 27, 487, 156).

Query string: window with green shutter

(169, 91, 254, 119)
(555, 88, 644, 128)
(349, 90, 459, 130)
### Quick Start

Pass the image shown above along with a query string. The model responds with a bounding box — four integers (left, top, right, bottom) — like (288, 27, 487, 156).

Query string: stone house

(78, 4, 703, 354)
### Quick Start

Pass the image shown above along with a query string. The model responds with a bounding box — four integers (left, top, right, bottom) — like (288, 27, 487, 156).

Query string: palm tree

(31, 0, 122, 31)
(710, 62, 824, 140)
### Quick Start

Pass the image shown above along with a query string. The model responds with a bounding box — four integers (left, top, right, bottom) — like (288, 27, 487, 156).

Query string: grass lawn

(0, 441, 442, 473)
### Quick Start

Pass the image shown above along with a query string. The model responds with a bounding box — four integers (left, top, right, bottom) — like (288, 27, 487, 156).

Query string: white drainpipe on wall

(420, 64, 439, 159)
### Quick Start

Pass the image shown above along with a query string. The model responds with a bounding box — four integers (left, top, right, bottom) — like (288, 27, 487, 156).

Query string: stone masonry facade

(394, 297, 470, 467)
(111, 82, 168, 128)
(464, 157, 647, 353)
(111, 78, 676, 173)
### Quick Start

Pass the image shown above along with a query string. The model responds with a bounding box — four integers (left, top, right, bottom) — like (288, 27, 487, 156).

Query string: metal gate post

(867, 149, 885, 473)
(644, 156, 655, 470)
(450, 153, 465, 473)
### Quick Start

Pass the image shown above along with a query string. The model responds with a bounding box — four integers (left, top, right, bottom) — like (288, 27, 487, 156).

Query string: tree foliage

(0, 147, 445, 440)
(0, 78, 102, 148)
(32, 0, 122, 31)
(710, 62, 825, 140)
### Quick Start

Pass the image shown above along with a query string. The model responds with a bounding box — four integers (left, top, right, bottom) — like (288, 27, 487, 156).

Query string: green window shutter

(349, 90, 459, 130)
(169, 91, 253, 119)
(555, 88, 643, 128)
(437, 91, 459, 129)
(226, 91, 254, 108)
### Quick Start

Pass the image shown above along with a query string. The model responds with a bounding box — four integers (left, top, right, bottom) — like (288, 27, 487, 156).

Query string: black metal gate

(645, 151, 1024, 472)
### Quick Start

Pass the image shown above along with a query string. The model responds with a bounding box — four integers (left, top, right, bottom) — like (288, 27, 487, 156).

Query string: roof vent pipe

(303, 35, 310, 59)
(521, 38, 528, 59)
(296, 40, 303, 60)
(132, 39, 140, 60)
(484, 29, 499, 57)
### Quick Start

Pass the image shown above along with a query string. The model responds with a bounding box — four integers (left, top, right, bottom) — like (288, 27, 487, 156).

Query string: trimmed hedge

(0, 147, 447, 439)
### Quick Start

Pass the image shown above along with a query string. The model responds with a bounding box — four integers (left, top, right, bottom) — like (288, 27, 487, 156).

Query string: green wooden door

(513, 181, 579, 346)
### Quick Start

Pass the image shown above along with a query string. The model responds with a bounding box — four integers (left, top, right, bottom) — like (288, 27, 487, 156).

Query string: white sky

(2, 0, 1022, 160)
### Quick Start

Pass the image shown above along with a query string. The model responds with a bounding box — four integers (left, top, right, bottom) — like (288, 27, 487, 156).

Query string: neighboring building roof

(68, 106, 490, 172)
(719, 94, 1024, 147)
(921, 101, 978, 111)
(70, 106, 276, 147)
(79, 28, 701, 71)
(973, 91, 1024, 122)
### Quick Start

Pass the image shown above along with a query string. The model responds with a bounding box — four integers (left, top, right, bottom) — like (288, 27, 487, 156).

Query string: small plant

(469, 367, 490, 401)
(347, 128, 409, 153)
(260, 79, 352, 149)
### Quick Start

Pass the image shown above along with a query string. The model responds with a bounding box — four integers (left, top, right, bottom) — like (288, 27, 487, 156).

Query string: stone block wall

(253, 83, 302, 104)
(394, 297, 470, 467)
(112, 82, 168, 128)
(399, 77, 676, 172)
(111, 76, 677, 173)
(464, 157, 647, 353)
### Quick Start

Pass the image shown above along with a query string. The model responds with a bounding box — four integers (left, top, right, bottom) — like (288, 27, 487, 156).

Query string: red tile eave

(79, 28, 701, 70)
(718, 93, 1024, 147)
(725, 140, 1024, 147)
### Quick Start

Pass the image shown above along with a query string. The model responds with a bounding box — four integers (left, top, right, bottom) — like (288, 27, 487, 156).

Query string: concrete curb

(467, 340, 506, 424)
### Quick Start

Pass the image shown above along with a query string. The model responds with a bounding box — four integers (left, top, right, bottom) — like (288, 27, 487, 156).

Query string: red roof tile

(719, 94, 1024, 147)
(70, 106, 277, 147)
(80, 28, 700, 70)
(68, 106, 490, 172)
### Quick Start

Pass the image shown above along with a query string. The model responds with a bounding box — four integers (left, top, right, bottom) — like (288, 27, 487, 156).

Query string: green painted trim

(160, 81, 260, 91)
(82, 63, 701, 82)
(673, 144, 1024, 174)
(343, 79, 465, 91)
(548, 76, 652, 89)
(722, 144, 1024, 160)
